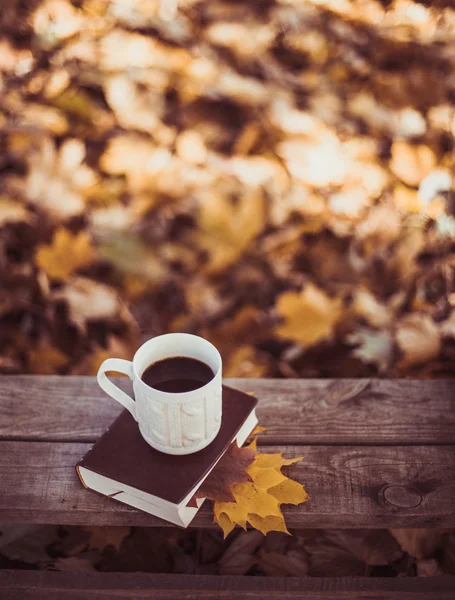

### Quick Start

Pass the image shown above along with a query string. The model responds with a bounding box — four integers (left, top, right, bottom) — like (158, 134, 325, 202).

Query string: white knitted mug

(97, 334, 222, 455)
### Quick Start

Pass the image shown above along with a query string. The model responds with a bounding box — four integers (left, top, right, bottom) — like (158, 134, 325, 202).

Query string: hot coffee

(141, 356, 214, 393)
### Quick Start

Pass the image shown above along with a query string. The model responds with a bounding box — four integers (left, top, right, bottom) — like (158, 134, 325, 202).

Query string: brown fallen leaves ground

(1, 524, 455, 578)
(1, 0, 455, 578)
(1, 0, 454, 377)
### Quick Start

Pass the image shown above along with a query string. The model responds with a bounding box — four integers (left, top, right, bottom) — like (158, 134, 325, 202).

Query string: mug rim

(132, 333, 222, 401)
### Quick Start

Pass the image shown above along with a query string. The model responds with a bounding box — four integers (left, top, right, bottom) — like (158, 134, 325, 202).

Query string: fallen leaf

(251, 425, 268, 436)
(396, 314, 441, 368)
(304, 529, 401, 576)
(198, 187, 266, 274)
(393, 184, 421, 214)
(200, 306, 264, 360)
(52, 277, 121, 327)
(257, 547, 308, 576)
(357, 204, 402, 245)
(223, 346, 269, 378)
(214, 453, 307, 537)
(104, 74, 164, 134)
(278, 132, 347, 187)
(247, 514, 289, 536)
(441, 311, 455, 339)
(417, 558, 444, 577)
(0, 198, 30, 227)
(0, 525, 59, 563)
(215, 513, 236, 538)
(206, 22, 274, 57)
(347, 328, 393, 372)
(28, 345, 69, 374)
(390, 529, 446, 559)
(419, 169, 452, 204)
(276, 284, 342, 346)
(247, 465, 287, 490)
(32, 0, 84, 46)
(195, 442, 256, 502)
(74, 335, 137, 376)
(323, 530, 402, 567)
(36, 229, 95, 281)
(253, 453, 303, 469)
(268, 478, 310, 506)
(390, 142, 436, 187)
(26, 138, 96, 218)
(176, 130, 207, 165)
(435, 213, 455, 238)
(351, 289, 391, 328)
(217, 530, 263, 575)
(83, 526, 130, 552)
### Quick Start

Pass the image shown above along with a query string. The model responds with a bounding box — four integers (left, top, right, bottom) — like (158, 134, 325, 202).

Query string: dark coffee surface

(141, 357, 214, 393)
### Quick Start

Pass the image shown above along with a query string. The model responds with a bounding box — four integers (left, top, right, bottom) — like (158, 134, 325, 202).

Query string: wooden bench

(1, 377, 454, 598)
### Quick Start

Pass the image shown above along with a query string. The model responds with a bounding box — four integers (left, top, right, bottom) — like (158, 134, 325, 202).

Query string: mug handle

(97, 358, 137, 421)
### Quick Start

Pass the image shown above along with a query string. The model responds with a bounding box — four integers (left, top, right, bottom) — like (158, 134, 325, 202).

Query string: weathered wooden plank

(1, 377, 454, 445)
(1, 571, 454, 600)
(1, 442, 454, 528)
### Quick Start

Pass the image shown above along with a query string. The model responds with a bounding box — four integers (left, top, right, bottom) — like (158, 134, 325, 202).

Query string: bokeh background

(1, 0, 454, 378)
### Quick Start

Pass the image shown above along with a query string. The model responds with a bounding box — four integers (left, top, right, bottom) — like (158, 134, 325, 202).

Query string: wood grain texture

(1, 442, 454, 528)
(1, 571, 454, 600)
(1, 377, 454, 444)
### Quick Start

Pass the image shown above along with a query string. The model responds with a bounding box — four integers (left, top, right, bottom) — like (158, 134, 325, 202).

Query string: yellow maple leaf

(275, 284, 341, 345)
(233, 488, 282, 520)
(251, 425, 267, 436)
(247, 438, 257, 451)
(36, 228, 95, 280)
(253, 452, 303, 469)
(247, 465, 287, 489)
(216, 512, 236, 538)
(269, 478, 309, 506)
(214, 452, 308, 538)
(248, 514, 289, 536)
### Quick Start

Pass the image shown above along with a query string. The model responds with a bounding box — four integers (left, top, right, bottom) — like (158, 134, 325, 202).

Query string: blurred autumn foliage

(1, 0, 455, 377)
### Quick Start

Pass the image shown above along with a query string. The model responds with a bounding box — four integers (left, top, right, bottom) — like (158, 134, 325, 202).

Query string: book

(76, 385, 258, 527)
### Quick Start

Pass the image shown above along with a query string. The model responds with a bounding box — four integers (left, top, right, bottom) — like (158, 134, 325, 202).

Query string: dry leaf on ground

(36, 229, 95, 281)
(304, 529, 402, 576)
(257, 547, 309, 577)
(395, 314, 441, 369)
(83, 526, 130, 552)
(275, 284, 342, 346)
(417, 558, 445, 577)
(390, 142, 436, 187)
(194, 442, 256, 503)
(217, 530, 263, 575)
(390, 529, 446, 559)
(53, 277, 121, 327)
(0, 526, 60, 564)
(214, 452, 308, 537)
(28, 345, 69, 375)
(347, 328, 393, 372)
